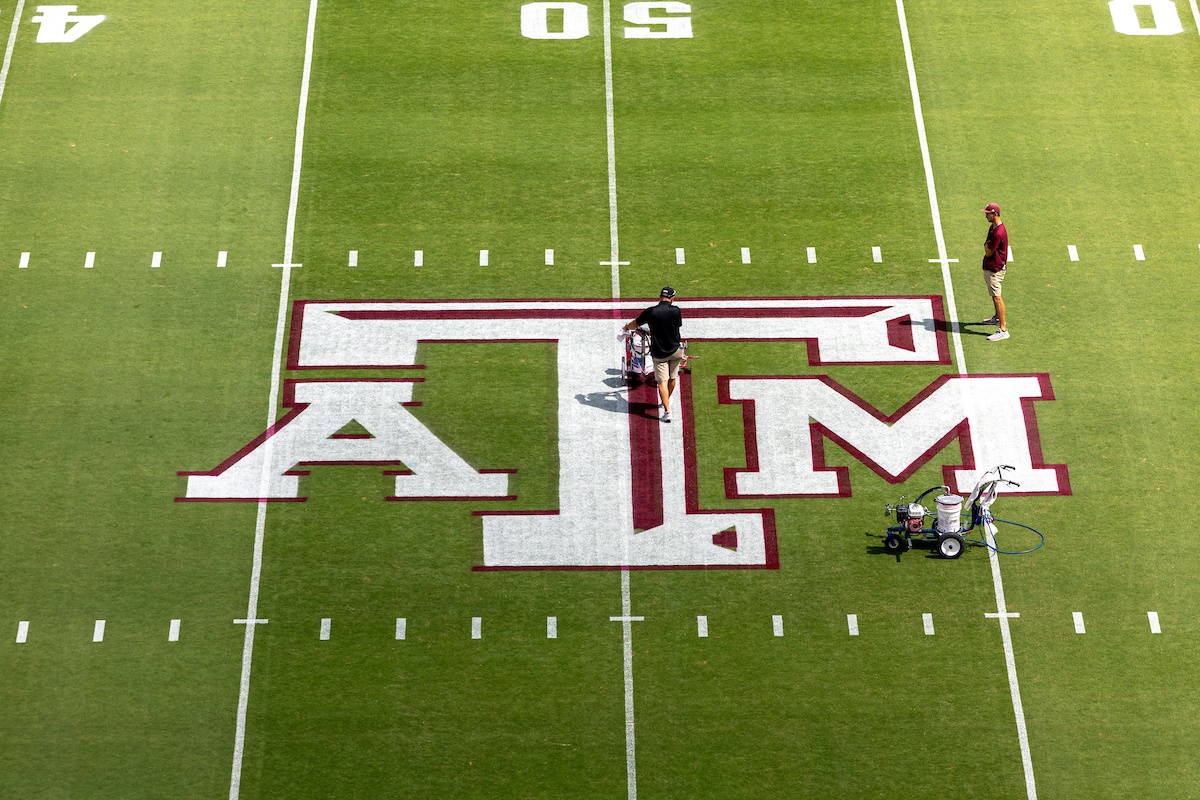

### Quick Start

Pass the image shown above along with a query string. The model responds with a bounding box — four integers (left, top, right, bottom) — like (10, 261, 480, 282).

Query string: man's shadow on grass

(925, 318, 994, 338)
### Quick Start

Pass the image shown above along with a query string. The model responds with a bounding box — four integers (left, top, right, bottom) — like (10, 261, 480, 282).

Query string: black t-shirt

(635, 301, 683, 358)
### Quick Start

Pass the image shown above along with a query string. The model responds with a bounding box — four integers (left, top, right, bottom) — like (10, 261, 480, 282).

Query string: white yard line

(616, 569, 639, 800)
(0, 0, 26, 111)
(894, 1, 1036, 797)
(228, 2, 319, 799)
(602, 0, 624, 295)
(1191, 0, 1200, 41)
(602, 5, 637, 796)
(894, 0, 965, 374)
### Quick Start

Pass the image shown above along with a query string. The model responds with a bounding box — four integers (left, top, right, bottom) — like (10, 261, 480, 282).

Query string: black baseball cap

(660, 286, 676, 298)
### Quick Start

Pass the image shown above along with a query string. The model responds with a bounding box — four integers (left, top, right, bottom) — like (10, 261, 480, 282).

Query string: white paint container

(935, 494, 963, 534)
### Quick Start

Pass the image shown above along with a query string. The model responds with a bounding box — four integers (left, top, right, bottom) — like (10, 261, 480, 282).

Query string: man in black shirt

(623, 287, 683, 422)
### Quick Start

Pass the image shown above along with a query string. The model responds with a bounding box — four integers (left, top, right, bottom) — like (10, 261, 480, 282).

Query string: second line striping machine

(881, 465, 1045, 559)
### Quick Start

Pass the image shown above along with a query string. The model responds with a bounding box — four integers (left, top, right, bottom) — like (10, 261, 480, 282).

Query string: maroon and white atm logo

(180, 298, 1068, 569)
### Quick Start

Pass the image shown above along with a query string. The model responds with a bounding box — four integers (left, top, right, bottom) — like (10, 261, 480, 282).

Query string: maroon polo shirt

(983, 222, 1008, 271)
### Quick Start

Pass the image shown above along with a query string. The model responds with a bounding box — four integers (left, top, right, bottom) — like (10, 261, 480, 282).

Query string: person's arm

(984, 228, 997, 257)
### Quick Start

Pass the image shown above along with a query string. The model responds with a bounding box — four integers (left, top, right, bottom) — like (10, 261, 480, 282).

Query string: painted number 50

(1109, 0, 1185, 35)
(521, 2, 694, 40)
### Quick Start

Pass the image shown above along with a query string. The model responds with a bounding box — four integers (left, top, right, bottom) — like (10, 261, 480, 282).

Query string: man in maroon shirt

(980, 202, 1009, 341)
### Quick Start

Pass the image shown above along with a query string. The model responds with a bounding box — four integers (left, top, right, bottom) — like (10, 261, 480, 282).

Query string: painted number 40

(30, 5, 105, 42)
(522, 2, 693, 39)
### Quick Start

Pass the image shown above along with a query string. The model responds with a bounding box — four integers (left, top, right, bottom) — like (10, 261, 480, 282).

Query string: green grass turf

(0, 1, 313, 797)
(3, 0, 1200, 797)
(906, 0, 1200, 795)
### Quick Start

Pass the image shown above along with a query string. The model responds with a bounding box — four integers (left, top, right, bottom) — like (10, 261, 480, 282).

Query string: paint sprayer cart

(882, 465, 1044, 559)
(618, 328, 692, 386)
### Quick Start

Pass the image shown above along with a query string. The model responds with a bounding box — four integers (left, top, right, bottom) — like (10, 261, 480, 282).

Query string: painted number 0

(1109, 0, 1185, 35)
(521, 2, 694, 39)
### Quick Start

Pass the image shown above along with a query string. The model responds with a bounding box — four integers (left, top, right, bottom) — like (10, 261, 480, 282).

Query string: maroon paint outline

(470, 372, 779, 572)
(176, 377, 516, 503)
(719, 373, 1070, 499)
(284, 296, 950, 370)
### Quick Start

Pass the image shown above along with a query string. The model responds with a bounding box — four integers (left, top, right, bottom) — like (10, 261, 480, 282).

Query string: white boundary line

(0, 0, 26, 110)
(1190, 0, 1200, 39)
(894, 2, 1036, 798)
(228, 2, 319, 798)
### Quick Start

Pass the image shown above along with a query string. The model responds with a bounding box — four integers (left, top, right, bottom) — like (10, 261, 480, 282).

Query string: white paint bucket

(935, 494, 964, 534)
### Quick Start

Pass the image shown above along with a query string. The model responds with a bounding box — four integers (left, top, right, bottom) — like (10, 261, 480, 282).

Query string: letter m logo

(721, 374, 1069, 497)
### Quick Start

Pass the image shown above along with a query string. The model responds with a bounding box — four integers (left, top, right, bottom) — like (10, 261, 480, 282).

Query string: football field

(2, 1, 1200, 797)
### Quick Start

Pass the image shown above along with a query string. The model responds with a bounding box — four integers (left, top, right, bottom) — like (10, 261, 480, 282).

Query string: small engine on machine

(890, 501, 928, 535)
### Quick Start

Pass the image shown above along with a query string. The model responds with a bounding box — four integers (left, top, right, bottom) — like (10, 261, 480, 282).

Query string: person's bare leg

(994, 296, 1006, 331)
(658, 380, 671, 413)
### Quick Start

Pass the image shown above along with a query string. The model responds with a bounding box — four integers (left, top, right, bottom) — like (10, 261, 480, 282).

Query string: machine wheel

(937, 533, 965, 559)
(883, 533, 907, 555)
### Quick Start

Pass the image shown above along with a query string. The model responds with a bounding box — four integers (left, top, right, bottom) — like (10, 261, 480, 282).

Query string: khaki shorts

(984, 268, 1006, 297)
(652, 349, 684, 383)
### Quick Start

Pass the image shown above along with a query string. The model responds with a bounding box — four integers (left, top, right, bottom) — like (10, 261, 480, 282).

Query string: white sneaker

(661, 410, 672, 423)
(987, 329, 1010, 341)
(981, 316, 1000, 325)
